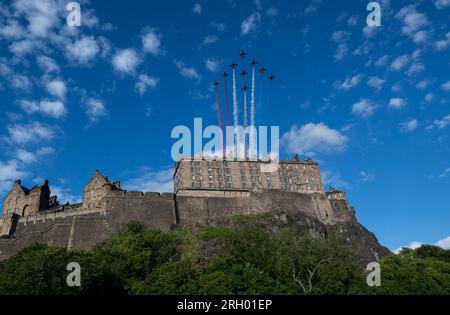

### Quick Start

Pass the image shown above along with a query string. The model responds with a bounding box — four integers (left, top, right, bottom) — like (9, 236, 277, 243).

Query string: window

(191, 182, 196, 188)
(227, 176, 232, 182)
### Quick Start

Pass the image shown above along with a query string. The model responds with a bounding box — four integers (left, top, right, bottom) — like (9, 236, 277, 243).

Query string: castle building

(174, 156, 324, 194)
(0, 157, 362, 261)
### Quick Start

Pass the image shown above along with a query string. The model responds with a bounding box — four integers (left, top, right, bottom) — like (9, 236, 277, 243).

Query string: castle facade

(0, 157, 357, 261)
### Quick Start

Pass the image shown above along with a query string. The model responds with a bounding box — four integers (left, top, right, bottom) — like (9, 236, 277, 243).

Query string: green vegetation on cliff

(0, 219, 448, 295)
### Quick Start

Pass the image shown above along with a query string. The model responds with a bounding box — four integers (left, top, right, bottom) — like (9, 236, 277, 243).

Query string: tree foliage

(0, 221, 448, 295)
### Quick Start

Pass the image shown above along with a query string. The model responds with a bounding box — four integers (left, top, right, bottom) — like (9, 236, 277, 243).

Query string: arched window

(22, 205, 30, 217)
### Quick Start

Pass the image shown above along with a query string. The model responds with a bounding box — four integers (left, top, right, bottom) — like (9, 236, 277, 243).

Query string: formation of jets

(214, 50, 276, 87)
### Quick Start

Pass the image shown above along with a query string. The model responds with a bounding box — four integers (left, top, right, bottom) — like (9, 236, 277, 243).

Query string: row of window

(189, 181, 318, 191)
(191, 182, 272, 189)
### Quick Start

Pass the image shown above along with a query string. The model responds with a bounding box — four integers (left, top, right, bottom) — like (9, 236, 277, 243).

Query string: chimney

(44, 179, 49, 185)
(113, 181, 121, 189)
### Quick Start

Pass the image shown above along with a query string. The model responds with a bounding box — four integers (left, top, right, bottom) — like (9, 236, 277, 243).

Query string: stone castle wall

(0, 166, 356, 261)
(0, 192, 177, 261)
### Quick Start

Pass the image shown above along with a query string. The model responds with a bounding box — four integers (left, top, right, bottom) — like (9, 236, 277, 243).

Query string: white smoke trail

(232, 69, 239, 128)
(243, 90, 248, 128)
(250, 67, 256, 127)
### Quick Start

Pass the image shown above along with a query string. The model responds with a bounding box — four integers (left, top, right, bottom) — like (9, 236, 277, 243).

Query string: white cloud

(367, 76, 385, 91)
(389, 98, 407, 110)
(123, 167, 174, 193)
(435, 0, 450, 9)
(395, 236, 450, 253)
(433, 32, 450, 51)
(352, 99, 377, 118)
(433, 114, 450, 129)
(241, 12, 261, 35)
(205, 58, 221, 73)
(203, 35, 219, 45)
(40, 100, 66, 118)
(438, 168, 450, 178)
(193, 3, 202, 14)
(390, 54, 410, 71)
(424, 93, 434, 103)
(135, 74, 159, 95)
(436, 236, 450, 249)
(406, 62, 425, 76)
(36, 55, 60, 73)
(19, 99, 66, 118)
(65, 36, 100, 65)
(174, 60, 200, 80)
(7, 122, 55, 145)
(400, 119, 419, 132)
(10, 74, 32, 90)
(36, 147, 54, 156)
(331, 31, 351, 62)
(141, 28, 162, 56)
(442, 81, 450, 91)
(281, 123, 348, 156)
(45, 79, 67, 99)
(16, 149, 37, 164)
(112, 49, 141, 74)
(394, 241, 423, 254)
(321, 170, 350, 190)
(331, 31, 351, 43)
(375, 55, 389, 67)
(15, 147, 54, 165)
(359, 171, 375, 183)
(416, 79, 430, 90)
(396, 5, 429, 43)
(0, 160, 28, 195)
(0, 19, 25, 39)
(334, 74, 362, 90)
(85, 98, 108, 122)
(9, 39, 36, 56)
(51, 186, 82, 204)
(334, 43, 349, 61)
(210, 21, 226, 32)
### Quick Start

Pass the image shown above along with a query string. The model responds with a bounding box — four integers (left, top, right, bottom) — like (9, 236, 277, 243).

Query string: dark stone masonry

(0, 157, 389, 262)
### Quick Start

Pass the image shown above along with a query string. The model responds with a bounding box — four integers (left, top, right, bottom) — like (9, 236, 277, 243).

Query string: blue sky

(0, 0, 449, 251)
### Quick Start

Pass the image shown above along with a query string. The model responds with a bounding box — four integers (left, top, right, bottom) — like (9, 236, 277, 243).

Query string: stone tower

(1, 180, 51, 218)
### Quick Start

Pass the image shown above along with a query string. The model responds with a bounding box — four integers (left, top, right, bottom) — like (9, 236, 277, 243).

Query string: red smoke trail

(215, 84, 225, 157)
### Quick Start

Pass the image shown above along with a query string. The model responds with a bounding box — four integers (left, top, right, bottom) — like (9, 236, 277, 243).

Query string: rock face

(206, 199, 390, 266)
(0, 169, 389, 263)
